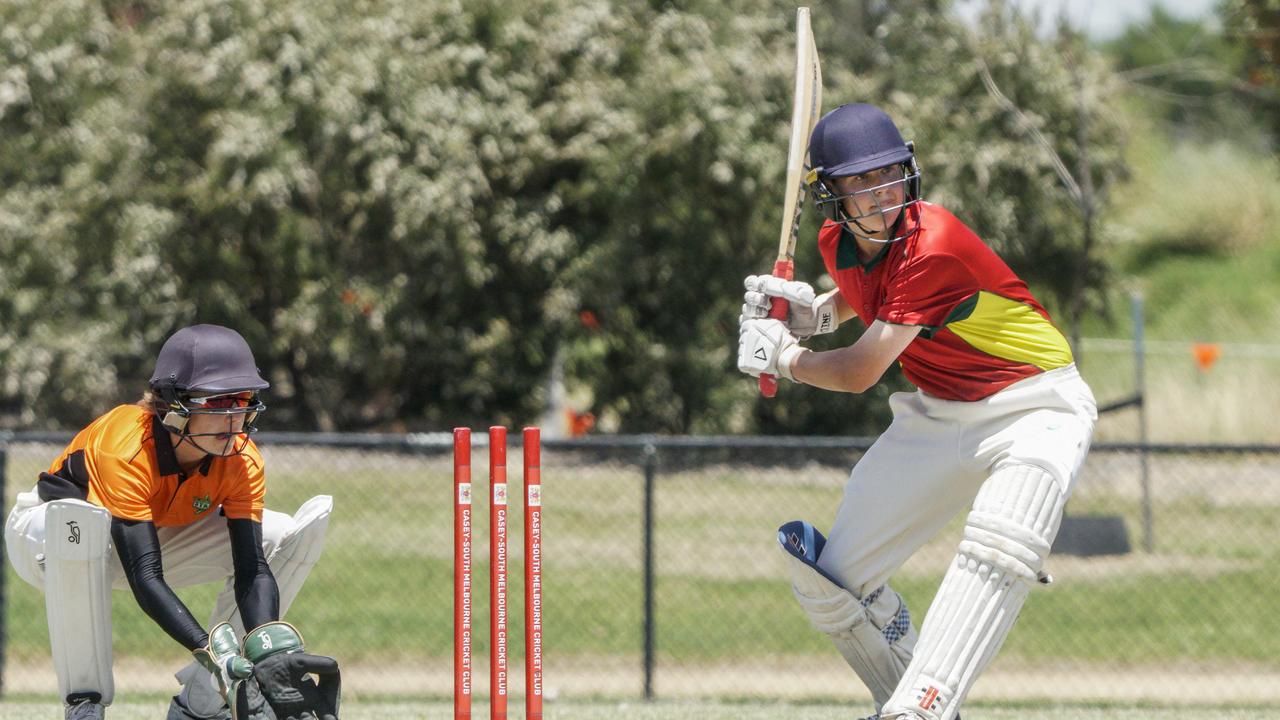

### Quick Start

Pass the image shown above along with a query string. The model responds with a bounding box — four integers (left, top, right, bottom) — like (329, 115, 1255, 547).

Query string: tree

(0, 0, 1128, 434)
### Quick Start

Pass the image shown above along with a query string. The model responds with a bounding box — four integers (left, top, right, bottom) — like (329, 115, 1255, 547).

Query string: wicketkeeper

(738, 103, 1097, 720)
(5, 324, 341, 720)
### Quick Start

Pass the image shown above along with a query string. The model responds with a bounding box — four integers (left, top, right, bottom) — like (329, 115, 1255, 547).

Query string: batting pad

(266, 494, 333, 616)
(44, 500, 114, 705)
(882, 464, 1066, 720)
(778, 521, 916, 709)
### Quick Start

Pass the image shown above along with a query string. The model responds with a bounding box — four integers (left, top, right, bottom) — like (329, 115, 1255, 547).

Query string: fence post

(641, 442, 656, 701)
(1133, 291, 1154, 553)
(1, 435, 8, 697)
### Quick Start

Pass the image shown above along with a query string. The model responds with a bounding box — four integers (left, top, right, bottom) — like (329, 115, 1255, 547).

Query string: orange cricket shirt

(39, 404, 265, 526)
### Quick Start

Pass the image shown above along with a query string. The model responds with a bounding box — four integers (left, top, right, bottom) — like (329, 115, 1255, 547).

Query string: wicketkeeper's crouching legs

(171, 496, 333, 719)
(879, 464, 1067, 720)
(778, 520, 917, 709)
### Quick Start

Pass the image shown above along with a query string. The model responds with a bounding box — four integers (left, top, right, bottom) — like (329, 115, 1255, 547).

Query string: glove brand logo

(65, 521, 80, 545)
(754, 347, 768, 362)
(258, 631, 273, 650)
(192, 494, 212, 514)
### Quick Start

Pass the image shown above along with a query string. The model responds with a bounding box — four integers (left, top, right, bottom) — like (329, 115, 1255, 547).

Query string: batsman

(4, 324, 341, 720)
(738, 103, 1097, 720)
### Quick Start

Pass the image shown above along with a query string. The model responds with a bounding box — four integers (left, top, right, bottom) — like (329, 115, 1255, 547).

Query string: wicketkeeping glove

(741, 275, 840, 340)
(738, 318, 804, 381)
(192, 622, 255, 709)
(234, 622, 341, 720)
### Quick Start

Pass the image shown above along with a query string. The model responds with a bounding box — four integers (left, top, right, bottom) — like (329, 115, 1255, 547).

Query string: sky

(955, 0, 1220, 39)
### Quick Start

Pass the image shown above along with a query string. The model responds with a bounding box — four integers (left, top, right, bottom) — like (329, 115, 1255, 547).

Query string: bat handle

(758, 259, 795, 398)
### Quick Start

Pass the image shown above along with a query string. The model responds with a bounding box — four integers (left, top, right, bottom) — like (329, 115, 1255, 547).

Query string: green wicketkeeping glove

(239, 622, 341, 720)
(192, 622, 255, 706)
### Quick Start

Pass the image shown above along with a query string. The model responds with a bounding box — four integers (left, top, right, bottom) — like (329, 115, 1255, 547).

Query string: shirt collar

(150, 414, 213, 477)
(836, 225, 892, 272)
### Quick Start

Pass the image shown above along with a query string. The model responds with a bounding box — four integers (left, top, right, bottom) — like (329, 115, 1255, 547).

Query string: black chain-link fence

(2, 432, 1278, 706)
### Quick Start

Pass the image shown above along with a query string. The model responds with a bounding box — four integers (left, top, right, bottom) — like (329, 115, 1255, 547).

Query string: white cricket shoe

(64, 699, 105, 720)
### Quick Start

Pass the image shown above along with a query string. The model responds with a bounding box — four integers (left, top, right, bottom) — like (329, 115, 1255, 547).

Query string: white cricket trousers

(816, 364, 1097, 597)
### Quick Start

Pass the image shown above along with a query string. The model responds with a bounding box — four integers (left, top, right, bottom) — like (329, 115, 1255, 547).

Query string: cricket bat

(760, 6, 822, 397)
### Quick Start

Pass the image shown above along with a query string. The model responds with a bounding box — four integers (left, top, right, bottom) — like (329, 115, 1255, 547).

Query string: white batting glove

(738, 318, 805, 381)
(741, 275, 840, 340)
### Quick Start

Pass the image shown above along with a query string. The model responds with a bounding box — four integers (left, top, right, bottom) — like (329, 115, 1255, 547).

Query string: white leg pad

(778, 521, 916, 709)
(882, 464, 1067, 720)
(267, 494, 333, 615)
(207, 495, 334, 633)
(44, 500, 114, 705)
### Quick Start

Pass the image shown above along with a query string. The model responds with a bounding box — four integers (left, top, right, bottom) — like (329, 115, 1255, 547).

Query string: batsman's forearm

(834, 293, 857, 325)
(790, 344, 884, 394)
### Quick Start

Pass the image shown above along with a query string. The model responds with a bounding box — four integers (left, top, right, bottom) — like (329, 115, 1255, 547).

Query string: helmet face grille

(810, 156, 923, 244)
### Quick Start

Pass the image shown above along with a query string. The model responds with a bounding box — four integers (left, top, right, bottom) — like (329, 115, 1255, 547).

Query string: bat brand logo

(66, 521, 81, 544)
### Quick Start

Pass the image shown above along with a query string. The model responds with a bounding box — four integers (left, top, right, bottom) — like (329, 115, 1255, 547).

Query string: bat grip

(758, 259, 795, 398)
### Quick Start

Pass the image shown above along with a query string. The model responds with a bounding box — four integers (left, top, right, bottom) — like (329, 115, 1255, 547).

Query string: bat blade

(760, 6, 823, 397)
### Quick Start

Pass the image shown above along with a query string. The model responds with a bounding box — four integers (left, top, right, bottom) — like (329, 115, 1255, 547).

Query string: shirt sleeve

(877, 251, 975, 328)
(92, 453, 157, 522)
(221, 448, 265, 522)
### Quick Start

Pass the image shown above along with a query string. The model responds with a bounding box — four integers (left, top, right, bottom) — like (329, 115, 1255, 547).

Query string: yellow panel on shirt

(943, 291, 1074, 371)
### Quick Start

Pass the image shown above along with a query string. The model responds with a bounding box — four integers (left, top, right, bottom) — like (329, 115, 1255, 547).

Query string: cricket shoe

(64, 699, 105, 720)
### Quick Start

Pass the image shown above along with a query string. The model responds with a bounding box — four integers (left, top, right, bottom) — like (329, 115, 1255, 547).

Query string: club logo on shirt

(192, 494, 212, 515)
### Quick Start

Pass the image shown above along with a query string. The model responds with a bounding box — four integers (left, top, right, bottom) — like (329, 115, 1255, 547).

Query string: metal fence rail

(2, 431, 1279, 707)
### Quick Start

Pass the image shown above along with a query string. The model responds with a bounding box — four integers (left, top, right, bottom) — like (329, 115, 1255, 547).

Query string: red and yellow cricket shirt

(818, 201, 1073, 401)
(38, 404, 265, 525)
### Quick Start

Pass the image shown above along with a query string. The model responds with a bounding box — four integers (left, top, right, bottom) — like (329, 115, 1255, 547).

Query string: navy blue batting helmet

(806, 103, 922, 242)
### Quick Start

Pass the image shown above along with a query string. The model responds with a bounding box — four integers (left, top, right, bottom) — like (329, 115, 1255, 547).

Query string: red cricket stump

(453, 429, 473, 720)
(523, 427, 544, 720)
(489, 427, 509, 720)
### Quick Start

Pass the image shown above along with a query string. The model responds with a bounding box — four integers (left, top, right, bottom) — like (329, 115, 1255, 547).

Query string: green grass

(5, 445, 1280, 703)
(2, 698, 1279, 719)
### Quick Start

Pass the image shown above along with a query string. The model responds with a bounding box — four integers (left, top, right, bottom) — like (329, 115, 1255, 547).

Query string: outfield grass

(4, 443, 1280, 703)
(1, 698, 1278, 720)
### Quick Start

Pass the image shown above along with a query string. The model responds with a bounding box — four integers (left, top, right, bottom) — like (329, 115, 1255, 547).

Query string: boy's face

(184, 391, 256, 456)
(832, 164, 906, 235)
